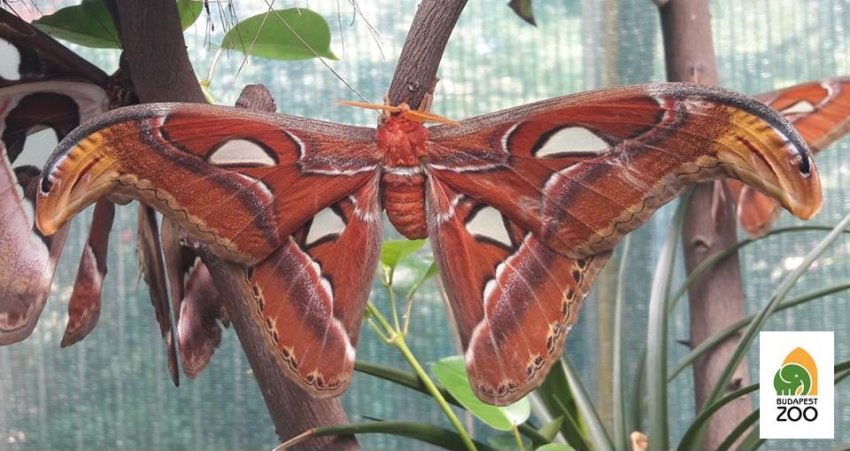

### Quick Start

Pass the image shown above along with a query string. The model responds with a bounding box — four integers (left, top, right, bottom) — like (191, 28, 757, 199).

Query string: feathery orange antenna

(337, 100, 459, 126)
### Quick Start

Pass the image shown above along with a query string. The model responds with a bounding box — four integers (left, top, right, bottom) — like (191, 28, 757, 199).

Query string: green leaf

(175, 0, 204, 29)
(431, 356, 530, 431)
(380, 239, 427, 270)
(34, 0, 202, 49)
(537, 416, 564, 441)
(508, 0, 536, 25)
(535, 444, 575, 451)
(222, 8, 337, 60)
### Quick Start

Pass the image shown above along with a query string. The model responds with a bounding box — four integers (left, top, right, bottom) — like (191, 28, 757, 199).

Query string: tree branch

(658, 1, 752, 449)
(386, 0, 467, 108)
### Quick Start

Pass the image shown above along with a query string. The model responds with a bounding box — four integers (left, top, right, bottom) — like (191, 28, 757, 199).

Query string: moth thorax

(382, 172, 428, 239)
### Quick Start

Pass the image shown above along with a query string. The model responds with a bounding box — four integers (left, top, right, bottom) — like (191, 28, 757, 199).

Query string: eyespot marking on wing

(534, 126, 609, 157)
(305, 206, 346, 246)
(0, 38, 20, 81)
(208, 139, 277, 167)
(465, 205, 512, 247)
(780, 100, 816, 116)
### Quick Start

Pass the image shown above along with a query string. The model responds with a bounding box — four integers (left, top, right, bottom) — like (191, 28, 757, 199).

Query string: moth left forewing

(427, 180, 611, 405)
(248, 177, 382, 396)
(429, 83, 821, 260)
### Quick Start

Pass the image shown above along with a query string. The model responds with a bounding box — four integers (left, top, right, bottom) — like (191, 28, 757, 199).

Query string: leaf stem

(512, 425, 525, 450)
(365, 301, 476, 451)
(394, 336, 477, 451)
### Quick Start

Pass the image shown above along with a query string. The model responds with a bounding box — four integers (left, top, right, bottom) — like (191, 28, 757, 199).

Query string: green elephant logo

(773, 347, 817, 396)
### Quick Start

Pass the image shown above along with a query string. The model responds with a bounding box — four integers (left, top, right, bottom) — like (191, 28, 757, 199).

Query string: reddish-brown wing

(248, 178, 382, 396)
(731, 77, 850, 236)
(38, 104, 382, 265)
(60, 200, 115, 347)
(425, 83, 821, 404)
(36, 103, 385, 396)
(176, 258, 229, 379)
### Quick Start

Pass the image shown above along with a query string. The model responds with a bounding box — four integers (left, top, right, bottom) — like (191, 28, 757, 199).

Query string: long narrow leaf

(278, 420, 497, 451)
(668, 284, 850, 381)
(355, 360, 449, 398)
(612, 238, 631, 450)
(561, 359, 614, 451)
(678, 383, 760, 448)
(666, 225, 849, 313)
(715, 410, 760, 450)
(646, 194, 690, 450)
(536, 359, 589, 448)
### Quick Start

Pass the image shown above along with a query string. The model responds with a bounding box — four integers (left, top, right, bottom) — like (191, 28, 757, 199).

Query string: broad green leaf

(508, 0, 536, 25)
(487, 432, 532, 450)
(537, 416, 564, 441)
(34, 0, 202, 49)
(380, 239, 427, 270)
(222, 8, 337, 60)
(431, 356, 530, 431)
(535, 444, 575, 451)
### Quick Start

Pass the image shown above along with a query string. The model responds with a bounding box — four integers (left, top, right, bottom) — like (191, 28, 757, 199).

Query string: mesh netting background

(0, 0, 848, 449)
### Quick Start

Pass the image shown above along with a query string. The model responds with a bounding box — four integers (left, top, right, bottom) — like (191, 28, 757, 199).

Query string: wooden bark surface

(658, 1, 752, 449)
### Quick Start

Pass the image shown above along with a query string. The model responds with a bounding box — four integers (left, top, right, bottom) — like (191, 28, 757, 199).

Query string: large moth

(35, 83, 821, 405)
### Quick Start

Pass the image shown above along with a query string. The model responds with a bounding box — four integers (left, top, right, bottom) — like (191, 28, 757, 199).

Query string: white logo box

(759, 331, 834, 439)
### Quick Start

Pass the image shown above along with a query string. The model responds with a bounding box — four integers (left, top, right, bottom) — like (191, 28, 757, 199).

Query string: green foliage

(432, 356, 530, 431)
(380, 239, 428, 271)
(33, 0, 202, 48)
(220, 9, 337, 60)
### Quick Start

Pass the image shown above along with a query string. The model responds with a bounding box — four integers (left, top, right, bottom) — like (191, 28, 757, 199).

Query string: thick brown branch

(386, 0, 468, 108)
(105, 1, 356, 449)
(658, 1, 752, 449)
